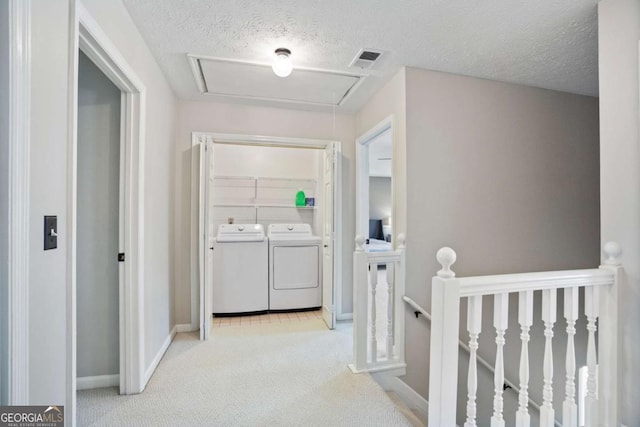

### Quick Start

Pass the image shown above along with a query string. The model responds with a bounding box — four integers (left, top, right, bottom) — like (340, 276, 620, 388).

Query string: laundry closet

(208, 142, 327, 319)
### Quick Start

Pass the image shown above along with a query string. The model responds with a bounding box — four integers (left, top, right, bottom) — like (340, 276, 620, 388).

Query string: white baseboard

(77, 374, 119, 391)
(372, 373, 429, 423)
(175, 323, 196, 333)
(336, 313, 353, 321)
(143, 326, 177, 385)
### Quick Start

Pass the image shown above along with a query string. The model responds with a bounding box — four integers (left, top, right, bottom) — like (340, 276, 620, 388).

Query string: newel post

(597, 242, 621, 427)
(428, 247, 461, 427)
(350, 235, 369, 373)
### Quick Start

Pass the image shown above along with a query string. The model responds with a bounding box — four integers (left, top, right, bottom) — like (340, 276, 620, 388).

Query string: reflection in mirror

(367, 128, 392, 252)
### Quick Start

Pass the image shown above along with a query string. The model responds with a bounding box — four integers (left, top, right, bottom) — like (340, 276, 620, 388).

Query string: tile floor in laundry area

(211, 309, 322, 327)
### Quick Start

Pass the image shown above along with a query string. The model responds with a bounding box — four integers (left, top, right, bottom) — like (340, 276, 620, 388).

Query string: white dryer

(267, 223, 322, 311)
(212, 224, 268, 315)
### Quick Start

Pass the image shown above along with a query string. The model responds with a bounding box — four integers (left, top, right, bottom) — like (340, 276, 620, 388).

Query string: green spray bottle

(295, 189, 306, 207)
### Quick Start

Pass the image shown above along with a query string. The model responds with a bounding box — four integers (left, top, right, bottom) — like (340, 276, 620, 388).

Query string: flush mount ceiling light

(272, 48, 292, 78)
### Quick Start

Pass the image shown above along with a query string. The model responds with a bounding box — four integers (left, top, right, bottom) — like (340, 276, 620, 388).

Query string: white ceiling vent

(349, 49, 384, 70)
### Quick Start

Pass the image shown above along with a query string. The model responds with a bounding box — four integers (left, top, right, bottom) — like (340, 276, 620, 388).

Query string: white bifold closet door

(322, 143, 337, 330)
(198, 138, 215, 340)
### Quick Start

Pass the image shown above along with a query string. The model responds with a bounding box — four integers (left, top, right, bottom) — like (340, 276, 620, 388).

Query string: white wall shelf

(214, 203, 316, 209)
(212, 175, 319, 231)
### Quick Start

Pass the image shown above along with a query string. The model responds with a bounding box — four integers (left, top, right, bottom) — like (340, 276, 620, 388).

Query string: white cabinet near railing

(349, 234, 407, 376)
(428, 243, 621, 427)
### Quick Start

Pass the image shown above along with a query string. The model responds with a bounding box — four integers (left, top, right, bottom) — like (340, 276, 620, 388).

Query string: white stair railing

(428, 242, 621, 427)
(349, 234, 407, 374)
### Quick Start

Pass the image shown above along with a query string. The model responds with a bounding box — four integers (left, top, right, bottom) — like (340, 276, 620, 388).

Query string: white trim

(69, 6, 148, 414)
(7, 0, 30, 405)
(66, 1, 78, 422)
(192, 132, 335, 149)
(175, 323, 196, 333)
(76, 374, 120, 391)
(143, 326, 176, 385)
(332, 141, 343, 326)
(336, 313, 353, 321)
(372, 373, 429, 424)
(190, 132, 344, 326)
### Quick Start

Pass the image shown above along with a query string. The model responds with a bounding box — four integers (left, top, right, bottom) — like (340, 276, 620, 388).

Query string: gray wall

(28, 0, 71, 404)
(369, 177, 392, 220)
(357, 67, 600, 424)
(76, 51, 120, 378)
(599, 0, 640, 422)
(404, 67, 600, 425)
(0, 0, 9, 405)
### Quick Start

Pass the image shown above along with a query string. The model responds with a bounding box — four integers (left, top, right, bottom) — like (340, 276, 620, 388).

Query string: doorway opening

(356, 116, 394, 251)
(69, 9, 147, 423)
(191, 133, 343, 340)
(75, 50, 121, 393)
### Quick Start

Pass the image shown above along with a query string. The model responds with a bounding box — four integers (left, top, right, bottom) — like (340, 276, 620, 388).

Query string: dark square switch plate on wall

(44, 215, 58, 250)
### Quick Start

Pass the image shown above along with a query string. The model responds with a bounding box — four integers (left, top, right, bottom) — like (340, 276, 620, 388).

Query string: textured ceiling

(122, 0, 599, 112)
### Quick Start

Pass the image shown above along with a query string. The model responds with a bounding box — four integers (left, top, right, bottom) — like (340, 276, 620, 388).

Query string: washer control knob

(238, 225, 245, 231)
(287, 225, 294, 230)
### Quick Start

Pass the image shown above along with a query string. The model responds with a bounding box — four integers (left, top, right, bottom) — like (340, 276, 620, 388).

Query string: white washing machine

(212, 224, 268, 315)
(267, 223, 322, 311)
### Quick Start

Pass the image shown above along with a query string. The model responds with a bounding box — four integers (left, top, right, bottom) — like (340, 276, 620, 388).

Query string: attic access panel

(191, 56, 362, 107)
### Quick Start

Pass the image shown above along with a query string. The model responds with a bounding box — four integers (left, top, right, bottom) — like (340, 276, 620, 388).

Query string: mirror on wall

(367, 128, 392, 251)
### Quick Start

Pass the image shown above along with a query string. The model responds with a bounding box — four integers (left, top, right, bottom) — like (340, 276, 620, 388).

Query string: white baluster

(516, 290, 533, 427)
(491, 293, 509, 427)
(369, 262, 378, 363)
(563, 287, 579, 427)
(464, 295, 483, 427)
(540, 289, 557, 427)
(584, 285, 599, 427)
(386, 262, 395, 360)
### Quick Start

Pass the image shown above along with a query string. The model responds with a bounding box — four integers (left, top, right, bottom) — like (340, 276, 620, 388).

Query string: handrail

(403, 295, 560, 427)
(458, 268, 614, 297)
(403, 296, 430, 320)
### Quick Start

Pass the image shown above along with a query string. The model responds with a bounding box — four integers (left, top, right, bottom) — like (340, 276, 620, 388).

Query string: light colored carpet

(78, 319, 412, 427)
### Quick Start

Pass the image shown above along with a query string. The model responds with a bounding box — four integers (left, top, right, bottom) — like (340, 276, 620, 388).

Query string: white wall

(24, 0, 177, 410)
(76, 51, 120, 379)
(213, 144, 320, 180)
(369, 177, 391, 220)
(80, 0, 178, 374)
(28, 0, 72, 405)
(175, 101, 356, 324)
(598, 0, 640, 423)
(211, 144, 323, 234)
(0, 0, 9, 406)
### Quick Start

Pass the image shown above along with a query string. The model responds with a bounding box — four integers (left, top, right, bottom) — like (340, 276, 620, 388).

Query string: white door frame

(67, 5, 147, 422)
(6, 0, 31, 405)
(355, 115, 394, 243)
(190, 132, 343, 332)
